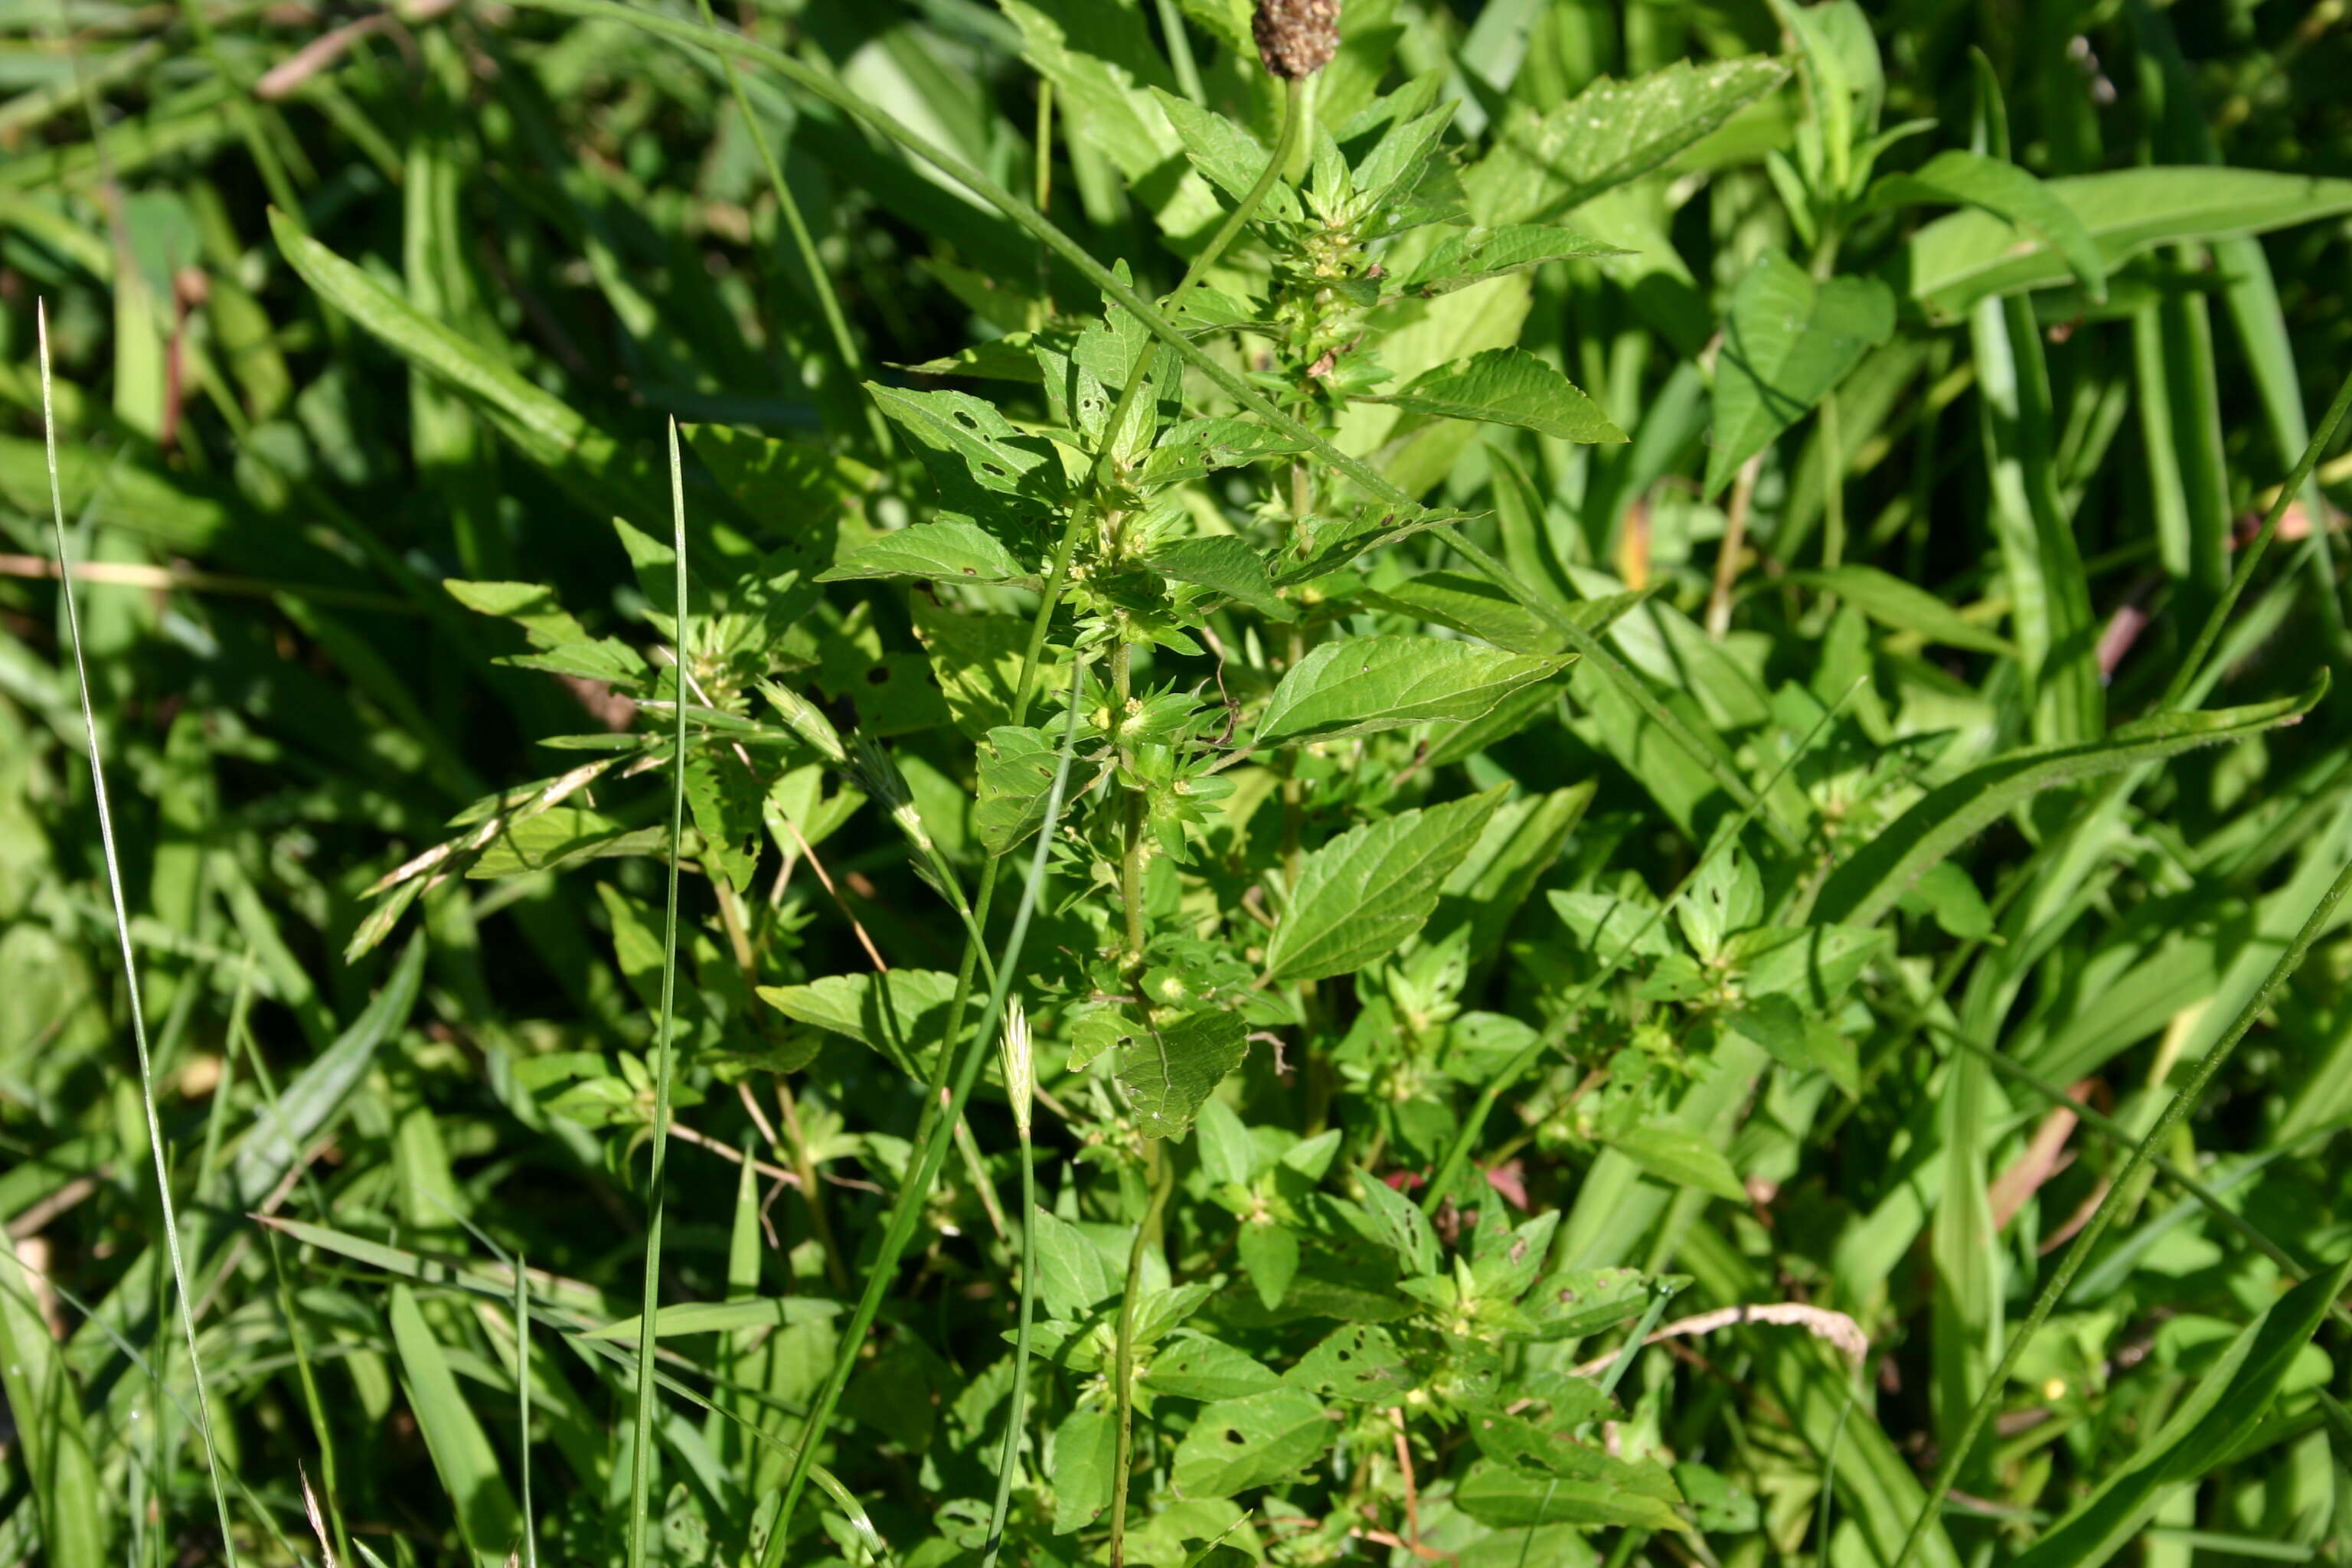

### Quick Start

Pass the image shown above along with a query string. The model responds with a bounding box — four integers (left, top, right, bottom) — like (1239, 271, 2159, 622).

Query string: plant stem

(1109, 1141, 1174, 1568)
(1890, 851, 2352, 1568)
(761, 75, 1305, 1557)
(980, 1116, 1040, 1568)
(764, 655, 1096, 1563)
(624, 420, 694, 1568)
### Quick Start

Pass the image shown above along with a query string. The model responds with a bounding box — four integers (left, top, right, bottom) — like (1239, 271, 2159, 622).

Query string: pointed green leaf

(1784, 565, 2017, 656)
(1400, 224, 1630, 296)
(1145, 1335, 1285, 1401)
(1266, 789, 1505, 982)
(1816, 677, 2327, 926)
(819, 519, 1037, 587)
(754, 969, 961, 1080)
(1904, 167, 2352, 318)
(1255, 637, 1566, 747)
(1604, 1121, 1747, 1203)
(1047, 1406, 1119, 1534)
(391, 1283, 524, 1568)
(1707, 250, 1895, 495)
(1118, 1008, 1250, 1140)
(1370, 347, 1625, 443)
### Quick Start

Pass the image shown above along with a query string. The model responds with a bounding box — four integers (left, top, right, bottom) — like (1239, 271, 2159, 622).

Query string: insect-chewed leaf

(1511, 1267, 1654, 1341)
(1265, 789, 1505, 982)
(974, 725, 1064, 855)
(1255, 638, 1566, 747)
(1285, 1323, 1417, 1406)
(1169, 1387, 1336, 1498)
(1145, 1334, 1285, 1401)
(1116, 1008, 1250, 1140)
(1371, 347, 1625, 443)
(867, 382, 1063, 515)
(818, 518, 1037, 587)
(1465, 56, 1792, 222)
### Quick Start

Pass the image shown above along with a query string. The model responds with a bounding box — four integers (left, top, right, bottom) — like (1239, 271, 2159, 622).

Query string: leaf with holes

(1170, 1388, 1337, 1498)
(1117, 1008, 1250, 1140)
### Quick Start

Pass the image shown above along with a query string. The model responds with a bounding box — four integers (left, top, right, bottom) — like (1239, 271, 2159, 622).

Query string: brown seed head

(1253, 0, 1340, 79)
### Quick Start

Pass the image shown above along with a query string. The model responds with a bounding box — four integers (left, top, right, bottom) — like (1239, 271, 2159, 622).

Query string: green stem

(764, 655, 1096, 1563)
(624, 420, 693, 1568)
(979, 1119, 1040, 1568)
(1819, 390, 1846, 570)
(690, 0, 892, 460)
(1109, 1142, 1174, 1568)
(761, 79, 1305, 1556)
(1154, 0, 1205, 104)
(1890, 851, 2352, 1568)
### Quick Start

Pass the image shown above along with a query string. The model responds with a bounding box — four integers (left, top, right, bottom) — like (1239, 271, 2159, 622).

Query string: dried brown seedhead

(1253, 0, 1341, 79)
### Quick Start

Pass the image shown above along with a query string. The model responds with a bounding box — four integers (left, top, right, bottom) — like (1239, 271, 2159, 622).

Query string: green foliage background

(4, 2, 2352, 1566)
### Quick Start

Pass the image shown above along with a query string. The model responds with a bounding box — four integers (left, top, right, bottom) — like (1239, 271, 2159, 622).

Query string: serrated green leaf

(1152, 535, 1298, 622)
(1707, 250, 1894, 495)
(1266, 789, 1505, 982)
(1118, 1008, 1250, 1140)
(1400, 224, 1629, 296)
(974, 725, 1062, 855)
(1170, 1388, 1335, 1498)
(818, 519, 1037, 586)
(1285, 1323, 1417, 1406)
(1256, 637, 1566, 747)
(1467, 57, 1792, 223)
(1370, 347, 1625, 443)
(867, 382, 1063, 515)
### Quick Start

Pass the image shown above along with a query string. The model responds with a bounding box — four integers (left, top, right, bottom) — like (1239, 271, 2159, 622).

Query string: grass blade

(626, 419, 694, 1568)
(35, 300, 242, 1566)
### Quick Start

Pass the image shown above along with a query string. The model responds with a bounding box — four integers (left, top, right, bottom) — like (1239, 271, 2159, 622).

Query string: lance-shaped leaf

(1367, 347, 1625, 443)
(1816, 676, 2328, 927)
(818, 519, 1037, 587)
(1266, 789, 1504, 982)
(1397, 224, 1628, 296)
(1255, 637, 1567, 747)
(236, 937, 425, 1205)
(1455, 1453, 1685, 1531)
(1707, 250, 1895, 495)
(755, 969, 962, 1080)
(1117, 1007, 1250, 1140)
(1867, 149, 2106, 302)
